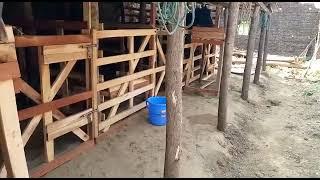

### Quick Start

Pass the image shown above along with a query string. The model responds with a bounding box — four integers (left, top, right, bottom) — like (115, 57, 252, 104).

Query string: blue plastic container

(146, 96, 167, 126)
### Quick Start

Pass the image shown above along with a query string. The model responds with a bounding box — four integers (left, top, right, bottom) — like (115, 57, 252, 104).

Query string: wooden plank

(128, 36, 134, 108)
(43, 43, 89, 64)
(156, 37, 166, 65)
(91, 29, 99, 138)
(98, 84, 154, 111)
(155, 71, 165, 95)
(15, 35, 91, 48)
(18, 91, 92, 121)
(99, 102, 146, 131)
(191, 38, 224, 45)
(50, 60, 77, 100)
(0, 80, 29, 177)
(97, 66, 165, 91)
(47, 109, 92, 141)
(38, 47, 54, 162)
(0, 43, 17, 63)
(97, 50, 155, 66)
(30, 140, 94, 178)
(0, 62, 21, 81)
(21, 115, 42, 146)
(96, 29, 156, 39)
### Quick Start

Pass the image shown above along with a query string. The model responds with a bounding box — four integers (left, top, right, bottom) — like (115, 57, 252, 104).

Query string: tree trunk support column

(262, 14, 270, 71)
(217, 2, 240, 131)
(164, 2, 185, 178)
(241, 4, 260, 100)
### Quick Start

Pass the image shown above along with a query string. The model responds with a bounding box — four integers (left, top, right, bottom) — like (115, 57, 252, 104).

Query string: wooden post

(215, 7, 229, 94)
(139, 2, 147, 24)
(150, 3, 156, 28)
(262, 14, 270, 71)
(253, 13, 267, 84)
(38, 47, 54, 162)
(0, 79, 29, 177)
(240, 4, 260, 100)
(217, 2, 240, 132)
(164, 2, 185, 178)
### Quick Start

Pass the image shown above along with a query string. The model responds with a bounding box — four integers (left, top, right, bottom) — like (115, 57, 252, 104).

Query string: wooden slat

(156, 37, 166, 65)
(192, 38, 224, 45)
(43, 43, 89, 64)
(97, 66, 165, 91)
(50, 60, 77, 100)
(99, 102, 146, 131)
(155, 71, 165, 95)
(0, 62, 21, 81)
(97, 50, 155, 66)
(15, 35, 91, 48)
(98, 84, 154, 111)
(18, 91, 92, 121)
(30, 140, 94, 178)
(47, 109, 92, 141)
(21, 115, 42, 146)
(0, 80, 29, 177)
(96, 29, 156, 39)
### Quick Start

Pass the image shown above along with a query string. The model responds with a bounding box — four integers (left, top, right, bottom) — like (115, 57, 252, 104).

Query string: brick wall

(235, 2, 320, 57)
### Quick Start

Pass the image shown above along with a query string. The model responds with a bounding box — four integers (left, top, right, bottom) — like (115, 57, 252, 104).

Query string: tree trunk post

(241, 4, 260, 100)
(216, 7, 229, 95)
(262, 14, 270, 71)
(163, 2, 185, 178)
(217, 2, 240, 131)
(253, 13, 267, 84)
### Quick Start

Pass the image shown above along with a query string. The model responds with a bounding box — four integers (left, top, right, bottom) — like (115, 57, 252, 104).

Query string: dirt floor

(45, 67, 320, 178)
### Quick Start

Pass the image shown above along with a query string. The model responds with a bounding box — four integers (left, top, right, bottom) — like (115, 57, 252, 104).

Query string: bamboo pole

(164, 2, 185, 178)
(241, 5, 260, 100)
(217, 2, 240, 131)
(253, 13, 267, 84)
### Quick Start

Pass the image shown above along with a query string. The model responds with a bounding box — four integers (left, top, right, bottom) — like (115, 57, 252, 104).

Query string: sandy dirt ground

(45, 67, 320, 178)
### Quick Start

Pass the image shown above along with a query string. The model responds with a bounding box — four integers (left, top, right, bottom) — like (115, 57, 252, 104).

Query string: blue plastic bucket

(146, 96, 167, 126)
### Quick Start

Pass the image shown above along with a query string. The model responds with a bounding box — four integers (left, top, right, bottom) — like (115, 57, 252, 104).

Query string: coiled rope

(156, 2, 196, 35)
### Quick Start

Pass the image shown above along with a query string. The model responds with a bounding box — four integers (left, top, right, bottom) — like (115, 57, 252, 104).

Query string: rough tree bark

(217, 2, 240, 131)
(253, 14, 267, 84)
(262, 14, 270, 71)
(216, 7, 229, 94)
(241, 4, 260, 100)
(164, 2, 185, 178)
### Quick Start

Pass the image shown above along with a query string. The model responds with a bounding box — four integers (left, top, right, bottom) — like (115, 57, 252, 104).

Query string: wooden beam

(241, 4, 260, 100)
(97, 66, 165, 91)
(0, 79, 29, 177)
(18, 91, 92, 121)
(15, 35, 91, 48)
(0, 62, 21, 81)
(217, 2, 240, 131)
(47, 109, 92, 141)
(96, 29, 156, 39)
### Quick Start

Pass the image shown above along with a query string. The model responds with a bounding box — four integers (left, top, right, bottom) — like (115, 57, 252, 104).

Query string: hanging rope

(156, 2, 196, 35)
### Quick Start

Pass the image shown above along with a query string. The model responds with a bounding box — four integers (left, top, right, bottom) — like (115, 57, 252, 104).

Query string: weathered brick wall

(235, 2, 320, 57)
